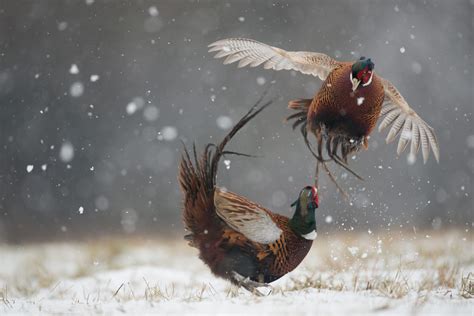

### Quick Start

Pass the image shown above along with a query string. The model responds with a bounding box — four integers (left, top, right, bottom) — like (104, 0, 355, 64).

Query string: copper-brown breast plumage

(309, 64, 385, 137)
(266, 214, 312, 278)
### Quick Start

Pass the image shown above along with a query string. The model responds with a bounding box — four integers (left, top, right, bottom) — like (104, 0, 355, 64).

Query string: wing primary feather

(419, 125, 430, 164)
(379, 109, 401, 132)
(386, 114, 406, 143)
(397, 118, 412, 155)
(425, 125, 440, 162)
(409, 123, 421, 158)
(223, 54, 244, 65)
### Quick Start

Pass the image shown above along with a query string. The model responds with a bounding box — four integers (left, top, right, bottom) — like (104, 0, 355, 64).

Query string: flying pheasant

(208, 38, 439, 194)
(178, 100, 319, 295)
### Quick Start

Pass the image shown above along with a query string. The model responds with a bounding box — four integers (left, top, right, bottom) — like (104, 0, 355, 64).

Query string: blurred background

(0, 0, 471, 243)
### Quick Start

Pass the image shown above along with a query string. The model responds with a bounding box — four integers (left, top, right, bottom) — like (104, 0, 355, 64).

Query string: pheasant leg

(231, 271, 271, 296)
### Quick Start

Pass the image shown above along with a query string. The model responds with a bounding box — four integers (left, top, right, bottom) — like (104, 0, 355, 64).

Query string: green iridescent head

(289, 186, 319, 240)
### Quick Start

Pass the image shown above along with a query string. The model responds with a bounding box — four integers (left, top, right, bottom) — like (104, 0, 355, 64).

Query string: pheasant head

(289, 186, 319, 240)
(351, 56, 375, 91)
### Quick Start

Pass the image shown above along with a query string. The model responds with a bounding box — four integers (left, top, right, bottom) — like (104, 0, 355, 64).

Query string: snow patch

(347, 246, 359, 256)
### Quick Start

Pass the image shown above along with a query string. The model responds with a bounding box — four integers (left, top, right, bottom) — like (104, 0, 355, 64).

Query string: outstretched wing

(214, 188, 282, 244)
(378, 78, 440, 163)
(208, 38, 341, 81)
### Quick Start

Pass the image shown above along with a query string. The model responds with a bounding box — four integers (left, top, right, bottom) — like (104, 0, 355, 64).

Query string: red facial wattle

(356, 67, 372, 84)
(311, 187, 319, 206)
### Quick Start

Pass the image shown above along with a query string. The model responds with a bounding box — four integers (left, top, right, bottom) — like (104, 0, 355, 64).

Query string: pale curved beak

(351, 78, 361, 91)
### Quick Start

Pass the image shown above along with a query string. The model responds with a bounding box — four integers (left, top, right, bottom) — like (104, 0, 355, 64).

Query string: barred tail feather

(178, 99, 272, 242)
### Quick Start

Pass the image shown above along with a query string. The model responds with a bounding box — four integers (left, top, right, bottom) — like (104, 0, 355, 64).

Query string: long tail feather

(178, 97, 272, 237)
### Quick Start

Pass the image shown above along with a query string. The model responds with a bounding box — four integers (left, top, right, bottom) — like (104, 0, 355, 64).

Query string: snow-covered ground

(1, 231, 472, 315)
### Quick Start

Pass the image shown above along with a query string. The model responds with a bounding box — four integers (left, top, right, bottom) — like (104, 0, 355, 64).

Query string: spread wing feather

(378, 78, 440, 163)
(214, 188, 282, 244)
(208, 38, 341, 81)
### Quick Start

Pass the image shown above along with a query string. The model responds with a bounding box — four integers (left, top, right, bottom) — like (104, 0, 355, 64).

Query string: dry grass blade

(460, 273, 474, 298)
(112, 283, 124, 299)
(1, 286, 13, 309)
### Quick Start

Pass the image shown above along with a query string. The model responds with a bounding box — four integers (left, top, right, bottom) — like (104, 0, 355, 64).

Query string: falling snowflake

(160, 126, 178, 141)
(58, 21, 68, 31)
(224, 159, 231, 169)
(143, 105, 160, 121)
(126, 102, 138, 115)
(148, 6, 159, 16)
(407, 153, 416, 165)
(357, 97, 365, 106)
(26, 165, 34, 173)
(78, 206, 84, 214)
(59, 142, 74, 163)
(69, 82, 84, 97)
(216, 115, 233, 130)
(90, 74, 100, 82)
(69, 64, 79, 74)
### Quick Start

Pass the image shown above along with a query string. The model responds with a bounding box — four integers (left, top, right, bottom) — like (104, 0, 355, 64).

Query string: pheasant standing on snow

(178, 100, 319, 295)
(208, 38, 439, 195)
